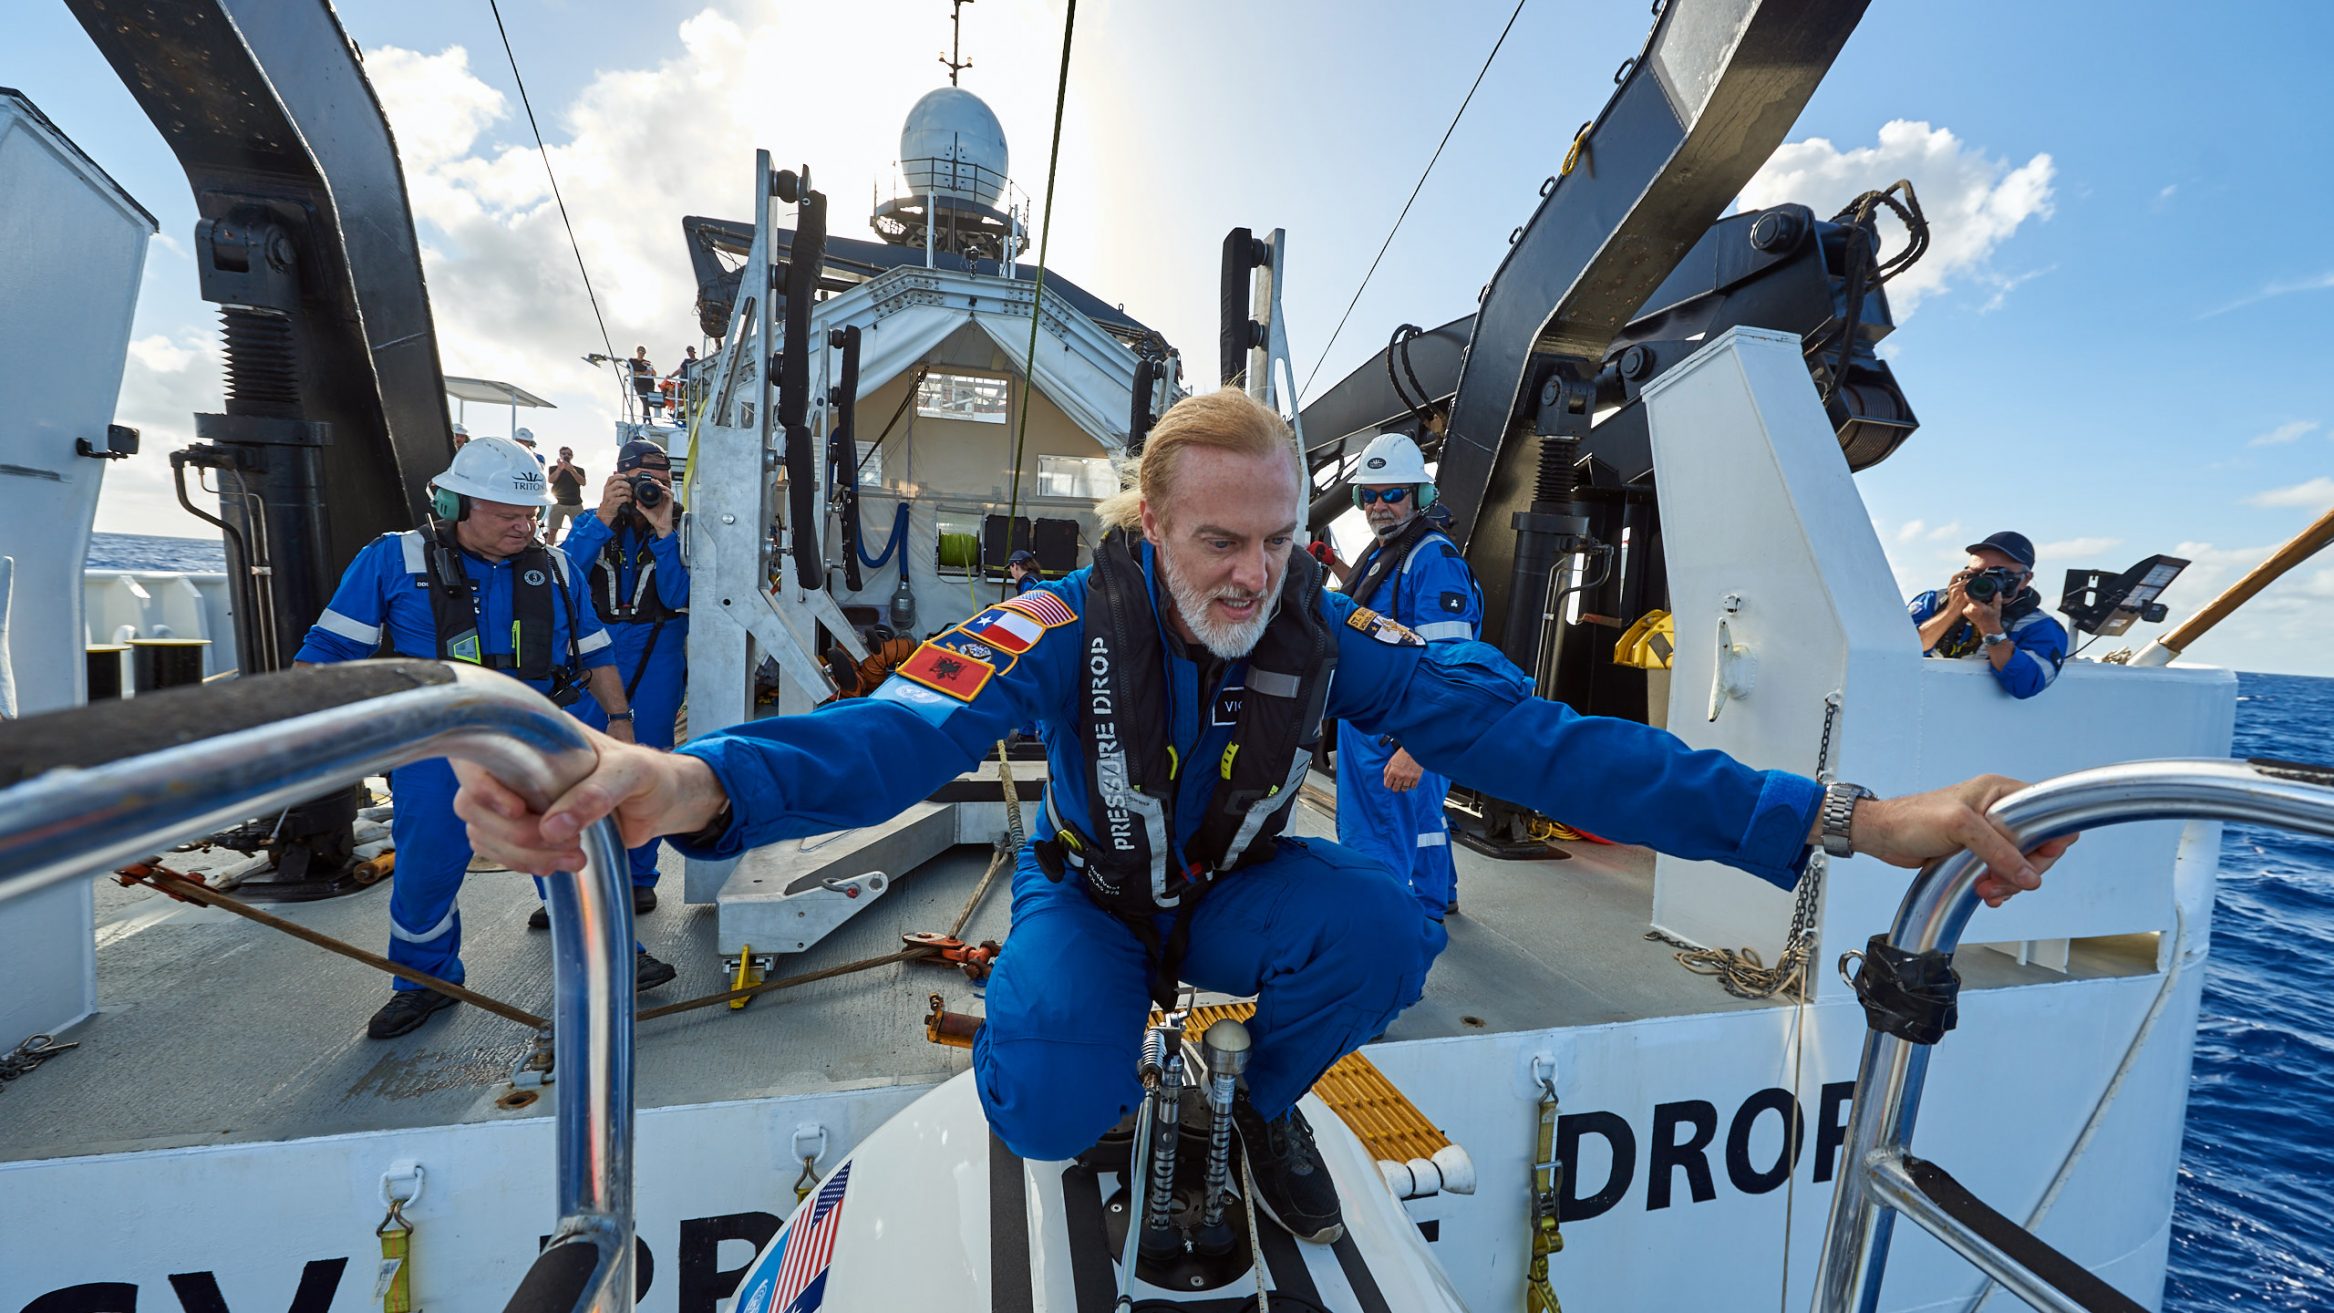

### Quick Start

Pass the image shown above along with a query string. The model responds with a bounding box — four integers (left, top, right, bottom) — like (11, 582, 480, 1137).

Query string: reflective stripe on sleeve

(1416, 831, 1449, 848)
(316, 609, 382, 644)
(1413, 620, 1473, 641)
(577, 628, 612, 654)
(399, 530, 427, 574)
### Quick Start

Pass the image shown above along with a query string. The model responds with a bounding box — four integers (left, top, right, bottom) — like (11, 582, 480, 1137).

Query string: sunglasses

(1353, 487, 1411, 507)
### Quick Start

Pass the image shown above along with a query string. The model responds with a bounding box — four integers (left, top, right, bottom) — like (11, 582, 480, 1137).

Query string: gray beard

(1158, 544, 1277, 661)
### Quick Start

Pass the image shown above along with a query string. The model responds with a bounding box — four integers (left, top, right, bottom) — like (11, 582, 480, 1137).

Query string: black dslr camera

(1963, 566, 2022, 603)
(628, 472, 667, 510)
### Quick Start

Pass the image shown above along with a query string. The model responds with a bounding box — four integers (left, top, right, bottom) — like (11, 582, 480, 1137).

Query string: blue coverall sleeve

(649, 528, 689, 611)
(1993, 617, 2067, 700)
(669, 596, 1072, 859)
(558, 511, 612, 574)
(1327, 594, 1819, 890)
(564, 560, 616, 671)
(1907, 589, 1942, 625)
(294, 537, 396, 664)
(1403, 546, 1482, 642)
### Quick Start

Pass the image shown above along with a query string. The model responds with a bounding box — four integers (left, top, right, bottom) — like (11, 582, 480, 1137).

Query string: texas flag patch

(896, 641, 996, 702)
(958, 606, 1044, 655)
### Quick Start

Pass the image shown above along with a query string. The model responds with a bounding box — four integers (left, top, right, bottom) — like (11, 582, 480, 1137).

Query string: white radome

(900, 86, 1009, 206)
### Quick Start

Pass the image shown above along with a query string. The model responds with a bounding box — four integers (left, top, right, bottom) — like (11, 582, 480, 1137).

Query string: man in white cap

(1334, 432, 1483, 917)
(293, 435, 680, 1039)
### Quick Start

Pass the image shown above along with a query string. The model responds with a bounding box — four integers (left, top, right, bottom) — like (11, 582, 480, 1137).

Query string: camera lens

(1965, 573, 1997, 602)
(631, 474, 666, 508)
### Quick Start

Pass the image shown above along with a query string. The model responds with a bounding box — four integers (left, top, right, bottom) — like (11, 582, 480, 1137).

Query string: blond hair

(1097, 389, 1301, 531)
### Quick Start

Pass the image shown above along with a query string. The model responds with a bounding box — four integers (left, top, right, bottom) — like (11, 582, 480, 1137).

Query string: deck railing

(0, 661, 639, 1313)
(1814, 757, 2334, 1313)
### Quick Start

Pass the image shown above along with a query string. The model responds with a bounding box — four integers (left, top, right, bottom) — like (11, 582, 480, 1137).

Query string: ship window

(1037, 454, 1118, 500)
(916, 372, 1011, 424)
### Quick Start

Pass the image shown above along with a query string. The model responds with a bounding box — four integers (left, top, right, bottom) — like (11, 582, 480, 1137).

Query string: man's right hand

(451, 728, 730, 876)
(596, 473, 635, 528)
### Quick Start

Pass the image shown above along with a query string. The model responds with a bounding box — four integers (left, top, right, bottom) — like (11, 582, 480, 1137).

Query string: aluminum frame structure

(1813, 757, 2334, 1313)
(685, 151, 866, 739)
(0, 662, 639, 1313)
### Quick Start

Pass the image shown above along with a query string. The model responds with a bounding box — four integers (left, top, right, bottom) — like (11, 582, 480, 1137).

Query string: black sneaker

(636, 951, 677, 993)
(633, 886, 658, 915)
(1231, 1094, 1344, 1244)
(528, 903, 551, 931)
(367, 989, 457, 1039)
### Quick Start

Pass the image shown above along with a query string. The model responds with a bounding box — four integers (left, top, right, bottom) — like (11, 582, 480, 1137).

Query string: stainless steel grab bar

(0, 661, 639, 1313)
(1812, 757, 2334, 1313)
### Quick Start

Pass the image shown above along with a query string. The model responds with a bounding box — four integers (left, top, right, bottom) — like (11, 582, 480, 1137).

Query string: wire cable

(1000, 0, 1076, 598)
(1296, 0, 1528, 404)
(485, 0, 621, 375)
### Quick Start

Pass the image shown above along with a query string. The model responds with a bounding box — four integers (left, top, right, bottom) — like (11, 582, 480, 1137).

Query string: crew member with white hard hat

(1334, 432, 1483, 917)
(293, 435, 680, 1040)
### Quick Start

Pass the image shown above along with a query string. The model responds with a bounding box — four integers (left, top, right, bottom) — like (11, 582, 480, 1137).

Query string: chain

(1526, 1068, 1565, 1313)
(1645, 691, 1842, 1001)
(0, 1034, 78, 1088)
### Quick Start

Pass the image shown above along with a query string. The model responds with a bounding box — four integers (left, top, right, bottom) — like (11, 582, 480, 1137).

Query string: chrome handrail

(1812, 757, 2334, 1313)
(0, 662, 638, 1313)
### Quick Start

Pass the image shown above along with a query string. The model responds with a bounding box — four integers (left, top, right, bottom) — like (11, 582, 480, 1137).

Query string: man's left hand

(1383, 747, 1423, 793)
(638, 490, 676, 537)
(1960, 595, 2003, 633)
(1849, 775, 2079, 907)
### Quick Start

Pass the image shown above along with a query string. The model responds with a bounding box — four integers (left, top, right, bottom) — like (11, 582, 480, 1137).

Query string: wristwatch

(1981, 631, 2010, 649)
(1821, 781, 1875, 858)
(607, 710, 636, 723)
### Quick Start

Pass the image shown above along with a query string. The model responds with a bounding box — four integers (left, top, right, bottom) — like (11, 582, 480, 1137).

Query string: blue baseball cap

(1964, 531, 2036, 569)
(617, 439, 670, 472)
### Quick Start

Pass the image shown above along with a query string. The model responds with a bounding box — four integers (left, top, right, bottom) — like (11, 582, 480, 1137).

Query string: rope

(1295, 0, 1529, 404)
(484, 0, 620, 380)
(999, 0, 1076, 598)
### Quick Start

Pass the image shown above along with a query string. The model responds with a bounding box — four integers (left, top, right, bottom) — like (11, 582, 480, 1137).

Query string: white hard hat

(1355, 432, 1431, 486)
(513, 426, 535, 445)
(451, 421, 469, 437)
(435, 435, 551, 508)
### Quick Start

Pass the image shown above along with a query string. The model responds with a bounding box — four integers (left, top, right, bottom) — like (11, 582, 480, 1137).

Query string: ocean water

(2167, 670, 2334, 1309)
(74, 534, 2334, 1304)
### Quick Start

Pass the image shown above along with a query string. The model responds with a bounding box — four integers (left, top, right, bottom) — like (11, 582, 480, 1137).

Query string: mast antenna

(940, 0, 975, 85)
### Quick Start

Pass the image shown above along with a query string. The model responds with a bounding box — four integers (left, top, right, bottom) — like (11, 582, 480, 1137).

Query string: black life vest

(404, 523, 586, 704)
(1037, 526, 1339, 1007)
(589, 514, 686, 625)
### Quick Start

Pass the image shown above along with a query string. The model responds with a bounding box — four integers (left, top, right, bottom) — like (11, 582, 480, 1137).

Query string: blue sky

(15, 0, 2333, 673)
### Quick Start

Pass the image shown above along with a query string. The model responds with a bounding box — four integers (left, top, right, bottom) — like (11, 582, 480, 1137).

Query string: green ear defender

(1416, 483, 1437, 510)
(432, 487, 467, 522)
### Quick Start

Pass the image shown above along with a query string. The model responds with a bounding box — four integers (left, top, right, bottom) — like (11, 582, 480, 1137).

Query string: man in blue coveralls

(1909, 530, 2070, 699)
(527, 438, 687, 926)
(1334, 432, 1482, 918)
(296, 436, 679, 1040)
(450, 393, 2070, 1245)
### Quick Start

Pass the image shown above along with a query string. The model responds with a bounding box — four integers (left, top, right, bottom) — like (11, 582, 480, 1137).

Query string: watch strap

(1821, 781, 1874, 858)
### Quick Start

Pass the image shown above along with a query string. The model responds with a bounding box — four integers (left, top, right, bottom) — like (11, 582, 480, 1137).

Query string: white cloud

(1739, 120, 2056, 318)
(1894, 518, 1926, 544)
(2203, 270, 2334, 320)
(2248, 477, 2334, 509)
(2246, 419, 2320, 447)
(2036, 536, 2122, 561)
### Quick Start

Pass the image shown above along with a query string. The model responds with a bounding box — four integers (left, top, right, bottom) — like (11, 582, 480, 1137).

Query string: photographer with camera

(536, 438, 690, 924)
(1908, 530, 2068, 699)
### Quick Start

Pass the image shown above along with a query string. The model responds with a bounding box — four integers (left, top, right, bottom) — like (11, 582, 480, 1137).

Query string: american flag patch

(736, 1162, 853, 1313)
(958, 606, 1044, 655)
(999, 589, 1077, 628)
(897, 641, 995, 701)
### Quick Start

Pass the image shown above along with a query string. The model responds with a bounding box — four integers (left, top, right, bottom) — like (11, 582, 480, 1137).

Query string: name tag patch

(1212, 675, 1246, 726)
(1345, 606, 1425, 647)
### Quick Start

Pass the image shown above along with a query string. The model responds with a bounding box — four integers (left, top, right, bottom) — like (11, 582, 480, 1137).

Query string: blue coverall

(559, 510, 689, 888)
(671, 545, 1821, 1161)
(296, 531, 613, 991)
(1907, 590, 2070, 699)
(1335, 526, 1483, 916)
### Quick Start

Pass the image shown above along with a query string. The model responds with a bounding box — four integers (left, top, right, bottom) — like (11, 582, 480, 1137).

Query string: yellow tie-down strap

(1159, 1002, 1453, 1164)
